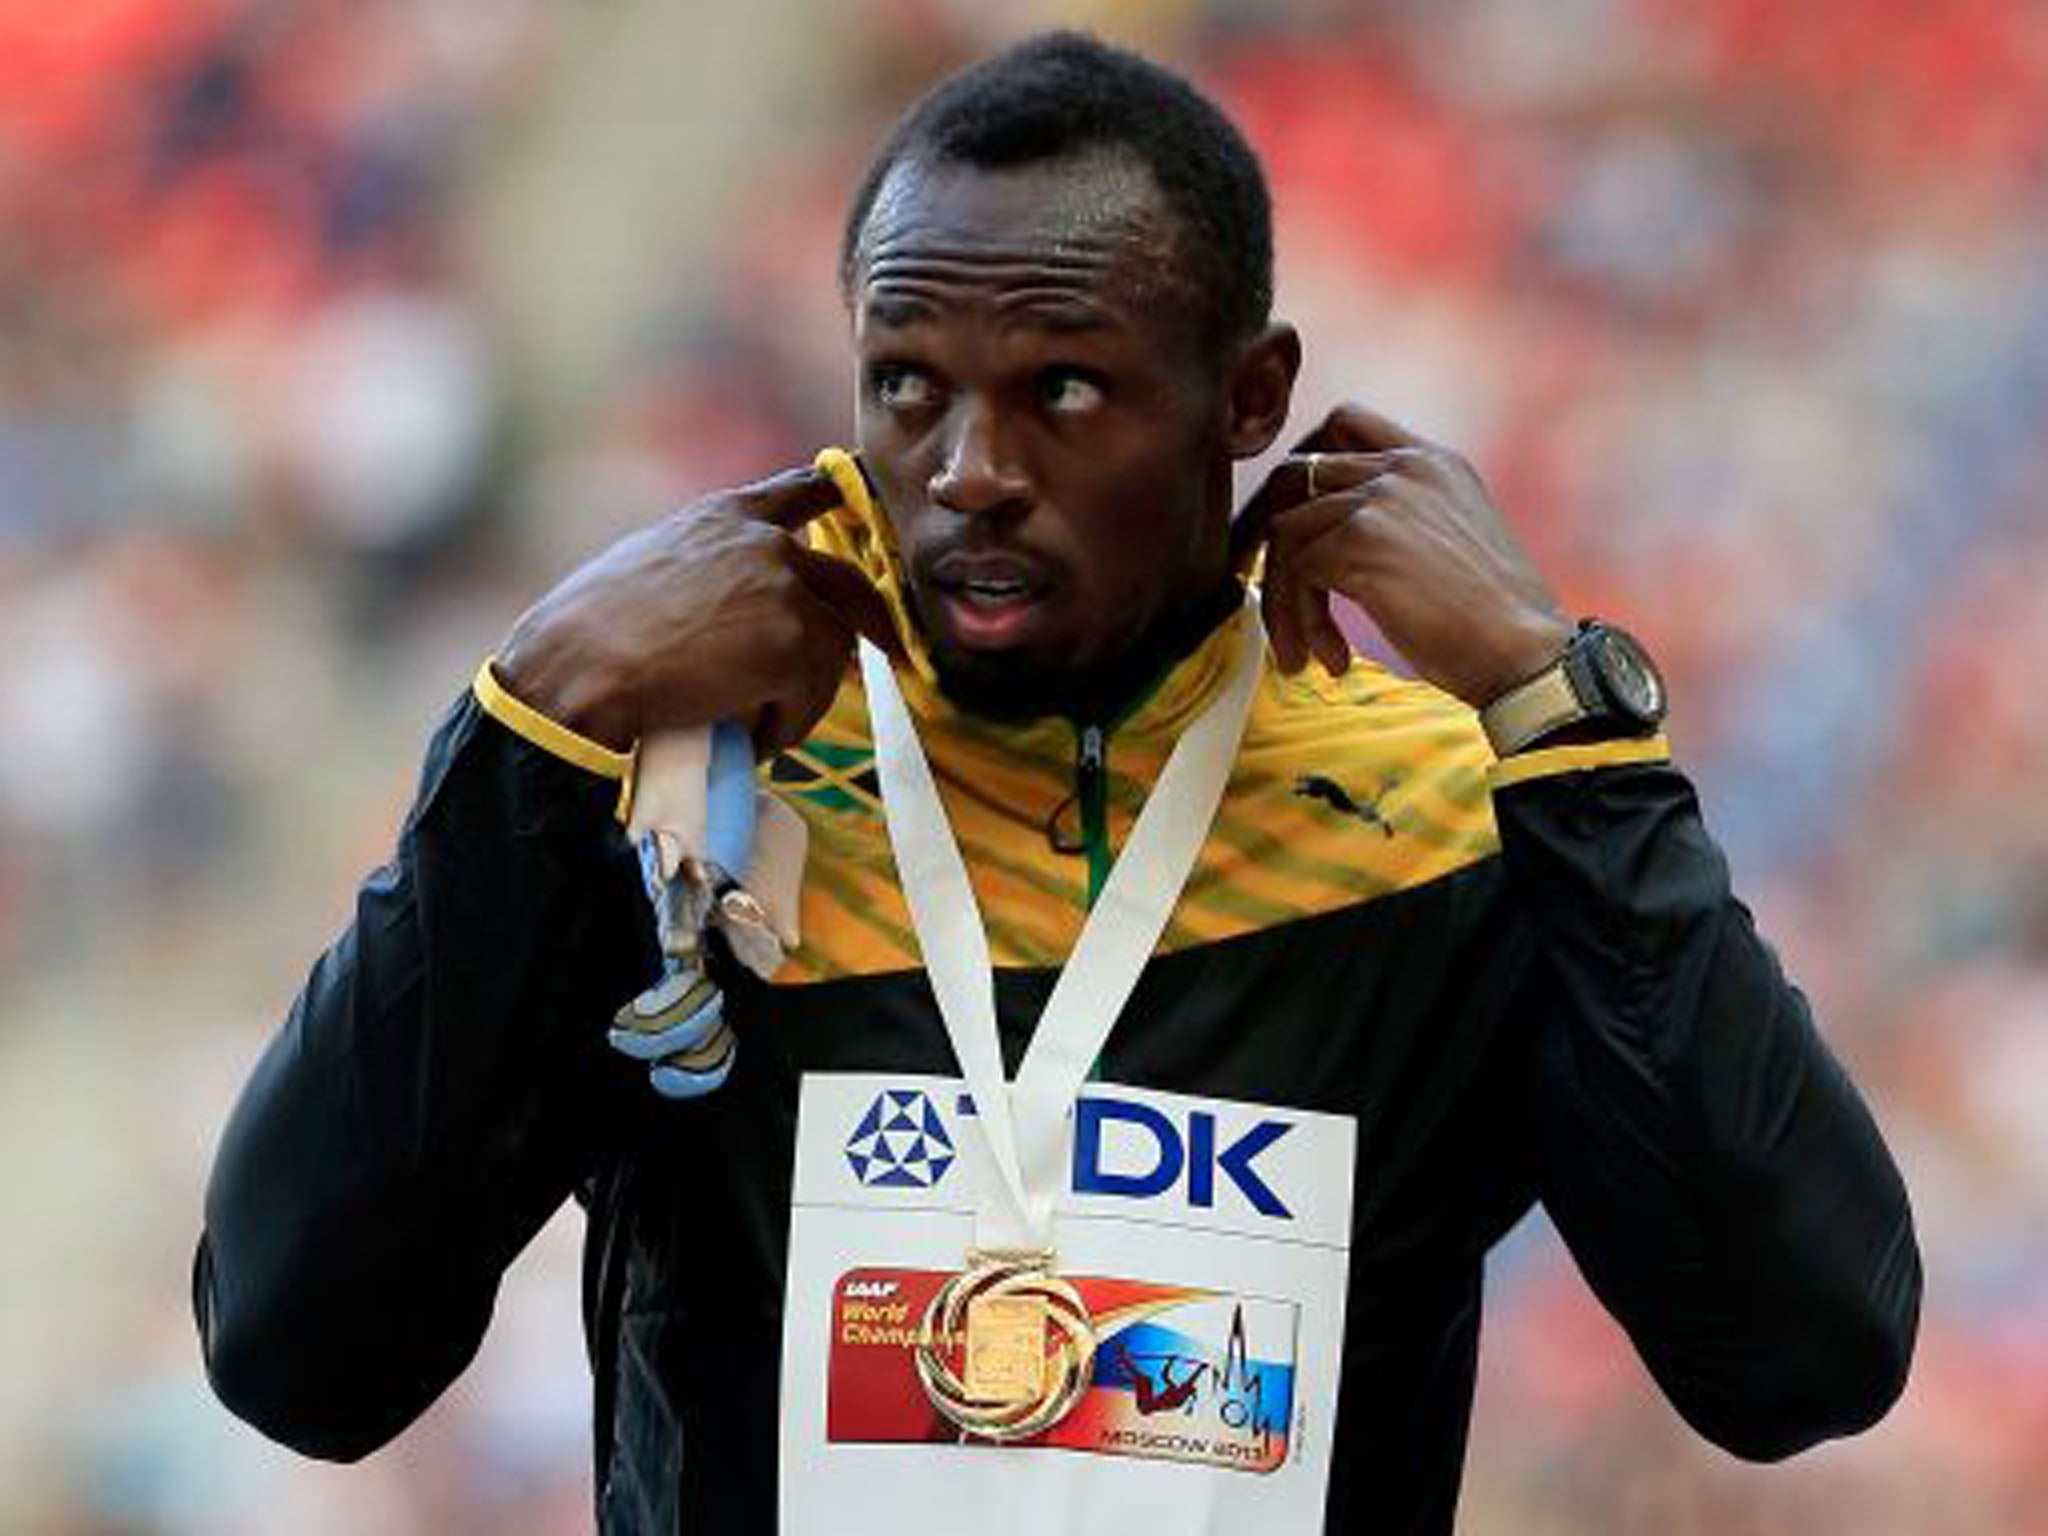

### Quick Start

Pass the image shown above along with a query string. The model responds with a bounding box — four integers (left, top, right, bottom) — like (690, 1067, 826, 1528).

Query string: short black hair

(839, 31, 1274, 345)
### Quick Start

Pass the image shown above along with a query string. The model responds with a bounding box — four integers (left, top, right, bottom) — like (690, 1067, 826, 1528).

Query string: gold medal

(914, 1250, 1097, 1440)
(963, 1293, 1046, 1404)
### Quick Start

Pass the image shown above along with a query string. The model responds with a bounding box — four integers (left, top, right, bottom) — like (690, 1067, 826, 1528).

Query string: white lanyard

(856, 596, 1264, 1252)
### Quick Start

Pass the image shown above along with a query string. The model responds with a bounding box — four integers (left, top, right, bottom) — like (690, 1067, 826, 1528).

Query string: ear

(1222, 322, 1302, 460)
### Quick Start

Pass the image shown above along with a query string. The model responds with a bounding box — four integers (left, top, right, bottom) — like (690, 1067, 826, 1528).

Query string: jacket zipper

(1076, 723, 1109, 909)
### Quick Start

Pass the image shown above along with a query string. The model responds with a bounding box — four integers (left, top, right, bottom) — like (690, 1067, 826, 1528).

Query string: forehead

(851, 151, 1201, 333)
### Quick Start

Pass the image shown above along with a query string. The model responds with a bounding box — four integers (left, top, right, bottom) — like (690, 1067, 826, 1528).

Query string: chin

(909, 583, 1206, 724)
(901, 585, 1084, 720)
(927, 640, 1085, 722)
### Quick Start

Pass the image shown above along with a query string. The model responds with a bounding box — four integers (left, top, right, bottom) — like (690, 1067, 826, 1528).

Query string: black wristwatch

(1479, 621, 1668, 756)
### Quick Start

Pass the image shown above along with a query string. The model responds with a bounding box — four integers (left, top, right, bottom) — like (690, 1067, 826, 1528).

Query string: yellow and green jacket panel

(779, 447, 1663, 979)
(772, 619, 1504, 979)
(471, 444, 1668, 981)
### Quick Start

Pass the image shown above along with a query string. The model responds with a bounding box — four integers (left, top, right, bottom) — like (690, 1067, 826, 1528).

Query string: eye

(869, 363, 938, 412)
(1038, 367, 1106, 415)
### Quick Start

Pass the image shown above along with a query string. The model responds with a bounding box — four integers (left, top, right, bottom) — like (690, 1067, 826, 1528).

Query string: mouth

(921, 550, 1060, 651)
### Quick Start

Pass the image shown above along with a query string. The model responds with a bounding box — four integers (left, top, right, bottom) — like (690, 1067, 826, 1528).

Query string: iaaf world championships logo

(845, 1088, 955, 1189)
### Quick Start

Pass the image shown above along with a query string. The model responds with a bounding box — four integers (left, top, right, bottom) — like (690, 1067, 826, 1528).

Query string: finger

(1261, 567, 1305, 673)
(1263, 528, 1327, 676)
(1288, 453, 1409, 506)
(736, 465, 845, 531)
(1273, 513, 1377, 611)
(765, 597, 863, 756)
(1292, 403, 1430, 456)
(1257, 492, 1354, 674)
(1263, 488, 1385, 677)
(788, 546, 904, 662)
(1263, 492, 1365, 573)
(1232, 455, 1308, 567)
(1302, 588, 1351, 676)
(1233, 450, 1408, 564)
(1274, 529, 1350, 678)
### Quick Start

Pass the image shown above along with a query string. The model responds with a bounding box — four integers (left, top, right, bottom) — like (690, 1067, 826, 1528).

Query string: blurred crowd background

(1, 0, 2044, 1531)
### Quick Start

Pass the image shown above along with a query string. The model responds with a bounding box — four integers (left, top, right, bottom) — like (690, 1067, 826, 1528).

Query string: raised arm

(196, 463, 893, 1458)
(1243, 401, 1919, 1453)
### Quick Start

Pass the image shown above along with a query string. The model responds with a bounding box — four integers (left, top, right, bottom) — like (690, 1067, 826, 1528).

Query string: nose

(928, 398, 1030, 518)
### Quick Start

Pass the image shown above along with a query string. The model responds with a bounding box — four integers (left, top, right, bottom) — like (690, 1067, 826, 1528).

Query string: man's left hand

(1234, 403, 1571, 708)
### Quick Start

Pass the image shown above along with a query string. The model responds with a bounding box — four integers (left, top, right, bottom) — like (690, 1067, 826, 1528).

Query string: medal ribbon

(857, 595, 1264, 1252)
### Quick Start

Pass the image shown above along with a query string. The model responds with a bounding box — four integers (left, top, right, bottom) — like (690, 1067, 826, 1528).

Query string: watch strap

(1480, 655, 1586, 756)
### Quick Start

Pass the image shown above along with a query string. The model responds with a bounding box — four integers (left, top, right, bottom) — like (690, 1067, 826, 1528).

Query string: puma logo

(1294, 774, 1396, 837)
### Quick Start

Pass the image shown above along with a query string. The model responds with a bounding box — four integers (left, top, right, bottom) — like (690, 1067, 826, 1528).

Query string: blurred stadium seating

(2, 0, 2043, 1530)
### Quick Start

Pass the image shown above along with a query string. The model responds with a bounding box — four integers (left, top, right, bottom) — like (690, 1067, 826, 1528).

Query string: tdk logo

(845, 1088, 955, 1189)
(1072, 1097, 1293, 1219)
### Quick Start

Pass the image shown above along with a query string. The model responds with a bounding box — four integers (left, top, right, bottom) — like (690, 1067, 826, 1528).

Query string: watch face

(1592, 627, 1667, 724)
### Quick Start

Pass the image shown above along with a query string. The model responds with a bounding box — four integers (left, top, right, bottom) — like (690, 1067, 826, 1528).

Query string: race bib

(780, 1073, 1357, 1534)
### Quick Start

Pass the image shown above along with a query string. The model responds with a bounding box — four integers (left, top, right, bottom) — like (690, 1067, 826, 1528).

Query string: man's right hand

(495, 465, 901, 755)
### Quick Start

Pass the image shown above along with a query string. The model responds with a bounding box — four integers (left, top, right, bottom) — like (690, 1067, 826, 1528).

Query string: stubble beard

(912, 576, 1240, 726)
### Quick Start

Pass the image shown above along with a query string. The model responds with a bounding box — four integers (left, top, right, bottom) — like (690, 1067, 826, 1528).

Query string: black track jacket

(195, 478, 1920, 1535)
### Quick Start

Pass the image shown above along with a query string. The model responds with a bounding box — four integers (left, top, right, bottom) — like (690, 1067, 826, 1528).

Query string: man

(195, 32, 1920, 1535)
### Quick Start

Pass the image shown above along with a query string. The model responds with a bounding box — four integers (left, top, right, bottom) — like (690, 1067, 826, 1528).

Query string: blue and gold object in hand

(611, 720, 804, 1098)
